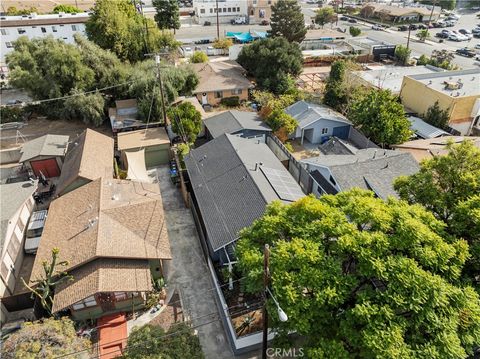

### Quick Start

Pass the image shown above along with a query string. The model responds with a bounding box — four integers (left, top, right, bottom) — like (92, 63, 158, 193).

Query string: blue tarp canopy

(226, 31, 268, 43)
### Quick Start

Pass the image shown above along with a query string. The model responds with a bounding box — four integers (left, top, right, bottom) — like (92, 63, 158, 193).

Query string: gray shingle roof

(285, 101, 351, 129)
(19, 134, 69, 162)
(185, 134, 303, 252)
(408, 116, 449, 139)
(302, 148, 398, 168)
(0, 180, 37, 252)
(328, 152, 419, 199)
(204, 110, 271, 138)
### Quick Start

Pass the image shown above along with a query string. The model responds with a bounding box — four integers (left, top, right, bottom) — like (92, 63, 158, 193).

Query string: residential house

(285, 101, 352, 145)
(203, 110, 271, 140)
(117, 128, 170, 169)
(55, 129, 114, 196)
(302, 149, 419, 199)
(1, 179, 37, 324)
(30, 178, 171, 320)
(0, 12, 89, 65)
(248, 0, 276, 24)
(192, 61, 253, 106)
(408, 116, 449, 139)
(392, 136, 480, 162)
(350, 65, 442, 94)
(399, 68, 480, 135)
(193, 0, 248, 25)
(361, 3, 441, 23)
(185, 134, 304, 264)
(19, 134, 69, 178)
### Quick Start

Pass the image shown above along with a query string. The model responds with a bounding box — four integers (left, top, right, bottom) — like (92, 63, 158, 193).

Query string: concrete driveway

(156, 165, 237, 359)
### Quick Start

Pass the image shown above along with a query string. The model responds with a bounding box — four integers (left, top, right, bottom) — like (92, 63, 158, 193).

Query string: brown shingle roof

(31, 177, 171, 284)
(192, 61, 253, 94)
(55, 129, 114, 195)
(52, 258, 152, 313)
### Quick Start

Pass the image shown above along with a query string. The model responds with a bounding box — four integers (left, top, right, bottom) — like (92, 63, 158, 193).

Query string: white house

(193, 0, 248, 24)
(0, 12, 89, 65)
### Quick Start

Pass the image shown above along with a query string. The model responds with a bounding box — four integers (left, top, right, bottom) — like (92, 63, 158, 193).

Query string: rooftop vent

(444, 81, 459, 90)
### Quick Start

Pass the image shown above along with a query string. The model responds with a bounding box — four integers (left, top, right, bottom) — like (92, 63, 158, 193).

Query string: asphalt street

(174, 10, 480, 69)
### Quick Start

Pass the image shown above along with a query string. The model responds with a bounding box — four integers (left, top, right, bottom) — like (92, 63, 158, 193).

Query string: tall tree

(423, 100, 450, 129)
(394, 141, 480, 289)
(269, 0, 307, 43)
(394, 44, 411, 65)
(315, 7, 337, 28)
(237, 37, 302, 94)
(323, 60, 348, 112)
(236, 190, 480, 358)
(348, 89, 411, 147)
(1, 317, 91, 359)
(86, 0, 179, 62)
(167, 102, 202, 143)
(153, 0, 180, 33)
(416, 29, 431, 42)
(123, 323, 204, 359)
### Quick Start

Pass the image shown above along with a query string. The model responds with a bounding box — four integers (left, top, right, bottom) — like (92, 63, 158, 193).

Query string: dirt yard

(0, 117, 112, 149)
(1, 0, 95, 13)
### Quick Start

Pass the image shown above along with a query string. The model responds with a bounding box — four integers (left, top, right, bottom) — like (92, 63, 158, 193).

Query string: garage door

(145, 147, 170, 168)
(30, 158, 60, 178)
(332, 126, 350, 140)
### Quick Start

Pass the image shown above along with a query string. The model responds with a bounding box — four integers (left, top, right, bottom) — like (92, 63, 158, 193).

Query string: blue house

(285, 101, 352, 145)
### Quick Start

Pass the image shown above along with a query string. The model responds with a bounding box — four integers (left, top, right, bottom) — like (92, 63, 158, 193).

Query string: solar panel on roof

(260, 167, 305, 202)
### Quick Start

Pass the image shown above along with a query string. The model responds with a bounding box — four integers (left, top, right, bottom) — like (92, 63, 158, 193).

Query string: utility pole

(406, 24, 411, 49)
(216, 0, 220, 40)
(428, 0, 437, 24)
(261, 244, 270, 359)
(155, 54, 168, 125)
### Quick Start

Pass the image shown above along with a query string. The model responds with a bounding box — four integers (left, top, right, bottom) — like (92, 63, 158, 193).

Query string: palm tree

(417, 29, 431, 42)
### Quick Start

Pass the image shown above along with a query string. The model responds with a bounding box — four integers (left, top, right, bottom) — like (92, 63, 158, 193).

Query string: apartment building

(193, 0, 248, 25)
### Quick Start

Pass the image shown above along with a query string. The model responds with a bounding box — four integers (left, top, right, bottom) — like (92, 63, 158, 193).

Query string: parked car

(436, 32, 449, 38)
(418, 24, 427, 29)
(456, 48, 476, 57)
(458, 29, 473, 39)
(203, 21, 211, 26)
(340, 16, 349, 21)
(348, 18, 357, 23)
(397, 25, 408, 31)
(449, 33, 465, 42)
(181, 46, 193, 57)
(409, 24, 418, 30)
(475, 43, 480, 49)
(472, 27, 480, 35)
(444, 20, 455, 27)
(372, 24, 382, 30)
(24, 210, 48, 254)
(206, 46, 215, 55)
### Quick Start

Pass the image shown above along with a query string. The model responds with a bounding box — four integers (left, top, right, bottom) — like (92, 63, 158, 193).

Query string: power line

(3, 81, 135, 107)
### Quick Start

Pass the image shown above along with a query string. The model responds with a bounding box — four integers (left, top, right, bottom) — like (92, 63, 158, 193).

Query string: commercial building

(361, 3, 441, 23)
(399, 69, 480, 135)
(0, 12, 89, 65)
(248, 0, 276, 24)
(192, 0, 248, 25)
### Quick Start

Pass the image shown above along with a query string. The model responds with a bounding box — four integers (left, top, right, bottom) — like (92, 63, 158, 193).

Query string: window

(17, 28, 26, 34)
(72, 295, 97, 310)
(1, 29, 8, 35)
(329, 175, 336, 185)
(214, 91, 223, 99)
(6, 42, 13, 48)
(200, 8, 205, 14)
(232, 89, 242, 95)
(52, 26, 57, 32)
(114, 292, 127, 301)
(233, 7, 237, 12)
(72, 25, 78, 31)
(210, 8, 213, 13)
(321, 128, 328, 134)
(228, 7, 231, 12)
(237, 7, 240, 11)
(41, 27, 46, 33)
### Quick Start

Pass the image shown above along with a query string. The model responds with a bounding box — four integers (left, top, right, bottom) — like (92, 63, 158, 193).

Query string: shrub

(190, 51, 208, 63)
(220, 96, 240, 107)
(0, 106, 24, 123)
(349, 26, 361, 37)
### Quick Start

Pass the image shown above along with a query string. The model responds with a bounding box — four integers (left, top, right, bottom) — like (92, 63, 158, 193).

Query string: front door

(97, 293, 116, 312)
(201, 92, 208, 105)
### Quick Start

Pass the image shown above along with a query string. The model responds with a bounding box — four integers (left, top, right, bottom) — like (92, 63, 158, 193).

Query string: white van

(24, 210, 48, 254)
(206, 46, 215, 56)
(182, 46, 194, 57)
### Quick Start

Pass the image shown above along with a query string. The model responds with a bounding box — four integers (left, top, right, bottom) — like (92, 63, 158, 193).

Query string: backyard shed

(117, 127, 170, 169)
(19, 134, 69, 178)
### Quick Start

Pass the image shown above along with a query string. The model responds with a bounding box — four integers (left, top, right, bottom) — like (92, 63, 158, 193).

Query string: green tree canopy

(349, 26, 361, 37)
(323, 60, 348, 112)
(153, 0, 180, 32)
(315, 7, 337, 28)
(52, 4, 82, 13)
(348, 89, 411, 147)
(236, 190, 480, 358)
(269, 0, 307, 43)
(122, 323, 204, 359)
(394, 141, 480, 289)
(394, 45, 411, 65)
(416, 29, 431, 42)
(86, 0, 179, 62)
(1, 317, 91, 359)
(6, 6, 38, 15)
(167, 102, 202, 143)
(237, 37, 302, 94)
(190, 51, 208, 63)
(423, 100, 449, 130)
